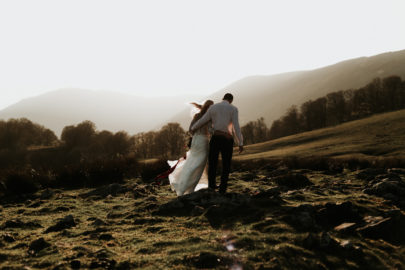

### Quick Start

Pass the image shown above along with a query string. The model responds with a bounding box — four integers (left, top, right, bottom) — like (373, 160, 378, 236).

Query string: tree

(61, 121, 96, 149)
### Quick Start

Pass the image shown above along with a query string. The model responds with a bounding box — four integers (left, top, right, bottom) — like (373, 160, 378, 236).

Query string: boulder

(363, 176, 405, 203)
(356, 213, 405, 244)
(45, 215, 76, 233)
(80, 183, 129, 199)
(334, 222, 357, 233)
(272, 173, 313, 189)
(316, 201, 362, 228)
(2, 219, 42, 229)
(28, 238, 51, 255)
(356, 168, 386, 181)
(184, 252, 224, 269)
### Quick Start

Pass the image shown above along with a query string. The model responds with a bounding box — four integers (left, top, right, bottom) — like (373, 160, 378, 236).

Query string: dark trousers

(208, 134, 234, 193)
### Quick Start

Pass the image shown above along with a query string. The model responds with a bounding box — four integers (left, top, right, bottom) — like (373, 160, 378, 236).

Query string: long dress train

(168, 131, 209, 196)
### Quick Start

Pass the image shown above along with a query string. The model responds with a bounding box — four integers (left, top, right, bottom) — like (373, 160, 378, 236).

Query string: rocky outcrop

(44, 215, 76, 233)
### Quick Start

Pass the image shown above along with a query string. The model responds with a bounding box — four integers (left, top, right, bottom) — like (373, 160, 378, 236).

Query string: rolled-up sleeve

(232, 108, 243, 146)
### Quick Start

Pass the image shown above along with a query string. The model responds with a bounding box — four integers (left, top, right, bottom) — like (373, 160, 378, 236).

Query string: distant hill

(171, 49, 405, 128)
(0, 89, 202, 136)
(1, 49, 405, 136)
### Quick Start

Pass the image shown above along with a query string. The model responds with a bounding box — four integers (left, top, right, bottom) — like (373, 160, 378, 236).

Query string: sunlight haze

(0, 0, 404, 109)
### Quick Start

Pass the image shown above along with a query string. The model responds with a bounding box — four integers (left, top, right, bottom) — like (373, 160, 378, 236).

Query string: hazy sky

(0, 0, 404, 109)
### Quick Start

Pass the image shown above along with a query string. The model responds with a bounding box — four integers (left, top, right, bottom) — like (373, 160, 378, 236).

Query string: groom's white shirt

(191, 100, 243, 146)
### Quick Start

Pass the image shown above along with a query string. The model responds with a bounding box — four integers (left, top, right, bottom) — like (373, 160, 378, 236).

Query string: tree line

(1, 75, 404, 163)
(241, 75, 405, 144)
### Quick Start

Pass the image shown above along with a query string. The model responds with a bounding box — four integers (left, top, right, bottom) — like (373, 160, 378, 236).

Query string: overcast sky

(0, 0, 404, 109)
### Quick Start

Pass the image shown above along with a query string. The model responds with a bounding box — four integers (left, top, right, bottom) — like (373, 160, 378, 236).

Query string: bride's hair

(192, 100, 214, 121)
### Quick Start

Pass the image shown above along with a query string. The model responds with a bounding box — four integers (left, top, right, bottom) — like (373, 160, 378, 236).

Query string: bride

(168, 100, 214, 196)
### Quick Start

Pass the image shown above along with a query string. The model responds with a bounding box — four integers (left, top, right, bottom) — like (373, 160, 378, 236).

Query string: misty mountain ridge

(1, 49, 405, 136)
(171, 49, 405, 128)
(0, 89, 203, 136)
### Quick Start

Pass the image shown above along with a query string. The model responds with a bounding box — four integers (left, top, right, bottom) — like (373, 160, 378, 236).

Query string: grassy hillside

(237, 109, 405, 161)
(171, 49, 405, 129)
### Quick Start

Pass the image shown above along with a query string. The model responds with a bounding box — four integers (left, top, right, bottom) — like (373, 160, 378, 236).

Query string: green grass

(236, 109, 405, 161)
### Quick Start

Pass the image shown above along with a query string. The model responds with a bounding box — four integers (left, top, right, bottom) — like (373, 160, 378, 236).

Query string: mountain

(1, 50, 405, 136)
(171, 49, 405, 128)
(0, 89, 202, 136)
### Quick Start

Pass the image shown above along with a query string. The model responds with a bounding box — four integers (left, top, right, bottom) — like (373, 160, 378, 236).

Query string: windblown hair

(191, 100, 214, 121)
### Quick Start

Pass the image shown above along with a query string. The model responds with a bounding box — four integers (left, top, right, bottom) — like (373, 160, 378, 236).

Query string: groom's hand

(239, 145, 244, 154)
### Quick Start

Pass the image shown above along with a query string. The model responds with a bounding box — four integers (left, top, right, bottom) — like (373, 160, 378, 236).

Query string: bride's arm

(190, 108, 212, 132)
(188, 117, 198, 132)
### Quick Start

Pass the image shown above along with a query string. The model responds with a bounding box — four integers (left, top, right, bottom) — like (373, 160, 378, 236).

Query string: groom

(190, 93, 244, 194)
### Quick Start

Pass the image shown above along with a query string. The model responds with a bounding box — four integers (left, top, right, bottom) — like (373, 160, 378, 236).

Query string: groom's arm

(190, 107, 212, 132)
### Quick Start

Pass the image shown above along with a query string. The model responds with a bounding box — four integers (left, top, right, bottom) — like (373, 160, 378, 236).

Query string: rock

(2, 233, 16, 243)
(364, 177, 405, 202)
(387, 168, 405, 175)
(45, 214, 76, 233)
(303, 233, 318, 249)
(316, 201, 361, 228)
(0, 253, 7, 262)
(356, 168, 386, 180)
(39, 189, 55, 200)
(240, 172, 257, 181)
(80, 183, 129, 199)
(54, 206, 70, 212)
(28, 200, 42, 208)
(107, 212, 126, 219)
(2, 219, 42, 229)
(339, 239, 353, 249)
(90, 218, 107, 227)
(89, 259, 117, 269)
(272, 173, 313, 189)
(28, 237, 51, 255)
(356, 213, 405, 244)
(252, 187, 281, 199)
(190, 206, 205, 216)
(320, 232, 338, 248)
(99, 234, 114, 241)
(70, 260, 81, 269)
(266, 168, 289, 178)
(334, 222, 357, 233)
(116, 261, 132, 270)
(185, 252, 222, 269)
(156, 189, 272, 227)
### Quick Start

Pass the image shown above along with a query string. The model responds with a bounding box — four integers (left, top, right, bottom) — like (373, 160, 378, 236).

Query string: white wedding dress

(168, 123, 210, 196)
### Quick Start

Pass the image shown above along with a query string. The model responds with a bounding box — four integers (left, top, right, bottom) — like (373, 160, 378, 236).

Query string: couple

(169, 93, 244, 196)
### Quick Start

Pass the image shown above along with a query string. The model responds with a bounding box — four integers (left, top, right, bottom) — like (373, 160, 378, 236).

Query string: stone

(2, 219, 42, 229)
(334, 222, 357, 233)
(28, 237, 51, 255)
(186, 252, 222, 269)
(39, 189, 55, 200)
(80, 183, 129, 199)
(339, 240, 353, 249)
(45, 214, 76, 233)
(319, 232, 337, 248)
(99, 234, 114, 241)
(2, 233, 15, 243)
(272, 173, 313, 189)
(90, 218, 107, 227)
(388, 168, 405, 175)
(316, 201, 361, 228)
(356, 213, 405, 244)
(70, 260, 81, 269)
(356, 168, 386, 180)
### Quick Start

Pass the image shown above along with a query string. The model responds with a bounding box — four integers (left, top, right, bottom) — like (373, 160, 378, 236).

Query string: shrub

(2, 170, 40, 195)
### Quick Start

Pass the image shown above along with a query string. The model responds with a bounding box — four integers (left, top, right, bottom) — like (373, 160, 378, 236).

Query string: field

(237, 109, 405, 161)
(1, 110, 405, 269)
